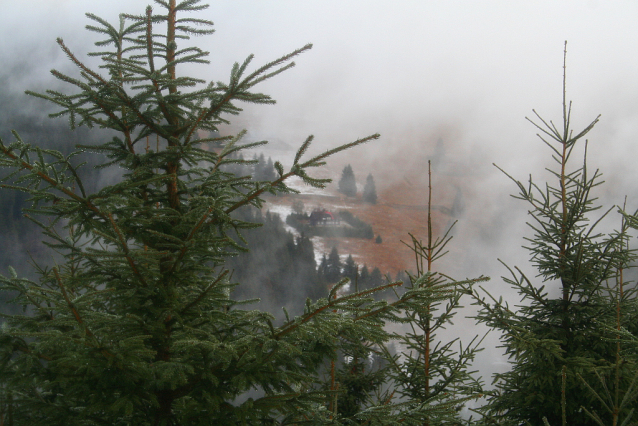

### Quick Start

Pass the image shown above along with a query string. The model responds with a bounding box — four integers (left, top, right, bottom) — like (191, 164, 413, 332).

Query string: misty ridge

(1, 0, 638, 424)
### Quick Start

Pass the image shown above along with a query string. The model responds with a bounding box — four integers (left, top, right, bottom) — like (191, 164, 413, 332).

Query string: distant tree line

(222, 151, 277, 182)
(318, 246, 409, 292)
(226, 208, 327, 316)
(0, 98, 108, 316)
(227, 209, 397, 314)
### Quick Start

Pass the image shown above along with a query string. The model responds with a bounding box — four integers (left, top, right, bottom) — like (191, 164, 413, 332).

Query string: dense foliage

(473, 46, 638, 426)
(225, 208, 326, 317)
(0, 1, 487, 424)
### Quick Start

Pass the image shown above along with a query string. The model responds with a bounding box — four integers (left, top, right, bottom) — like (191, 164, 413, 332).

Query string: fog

(5, 1, 637, 199)
(2, 0, 638, 412)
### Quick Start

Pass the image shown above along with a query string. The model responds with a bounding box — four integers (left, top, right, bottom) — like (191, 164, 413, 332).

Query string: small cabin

(309, 209, 339, 226)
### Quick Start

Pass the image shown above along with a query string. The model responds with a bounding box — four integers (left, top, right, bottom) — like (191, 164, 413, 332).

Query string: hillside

(262, 169, 464, 278)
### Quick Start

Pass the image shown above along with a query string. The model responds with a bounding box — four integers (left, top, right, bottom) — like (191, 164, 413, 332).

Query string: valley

(262, 171, 461, 278)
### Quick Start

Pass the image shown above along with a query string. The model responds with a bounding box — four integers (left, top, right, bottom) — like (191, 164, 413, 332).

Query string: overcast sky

(4, 1, 638, 164)
(3, 0, 638, 399)
(4, 1, 638, 206)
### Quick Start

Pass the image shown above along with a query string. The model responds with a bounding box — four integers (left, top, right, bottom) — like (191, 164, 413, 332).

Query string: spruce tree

(323, 261, 388, 424)
(224, 208, 325, 316)
(473, 45, 637, 425)
(577, 209, 638, 426)
(291, 199, 305, 215)
(382, 161, 487, 424)
(338, 164, 357, 197)
(342, 254, 358, 284)
(359, 265, 370, 289)
(319, 161, 488, 425)
(325, 246, 343, 284)
(368, 267, 384, 289)
(0, 2, 446, 424)
(253, 153, 276, 182)
(264, 157, 276, 182)
(363, 173, 377, 204)
(318, 253, 329, 282)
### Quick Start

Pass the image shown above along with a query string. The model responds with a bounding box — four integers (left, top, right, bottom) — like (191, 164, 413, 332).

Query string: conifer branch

(0, 137, 106, 219)
(145, 7, 157, 76)
(49, 39, 171, 141)
(183, 45, 312, 145)
(52, 267, 114, 359)
(179, 269, 229, 315)
(224, 134, 379, 215)
(53, 267, 84, 326)
(107, 213, 149, 287)
(9, 340, 52, 362)
(144, 6, 179, 128)
(276, 281, 404, 339)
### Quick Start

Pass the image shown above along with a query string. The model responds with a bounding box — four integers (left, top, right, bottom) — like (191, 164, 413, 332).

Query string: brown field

(263, 172, 461, 278)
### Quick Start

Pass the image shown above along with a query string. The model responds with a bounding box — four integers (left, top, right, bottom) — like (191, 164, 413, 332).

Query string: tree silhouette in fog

(363, 173, 377, 204)
(338, 164, 357, 197)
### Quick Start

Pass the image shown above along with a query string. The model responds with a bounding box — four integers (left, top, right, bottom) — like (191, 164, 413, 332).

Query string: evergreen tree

(368, 267, 384, 289)
(225, 208, 325, 316)
(342, 254, 358, 285)
(395, 270, 410, 286)
(253, 153, 264, 180)
(291, 198, 305, 215)
(473, 47, 638, 426)
(325, 246, 343, 284)
(358, 265, 370, 289)
(329, 337, 388, 423)
(324, 258, 388, 424)
(382, 161, 487, 424)
(363, 173, 377, 204)
(0, 2, 458, 424)
(338, 164, 357, 197)
(253, 153, 276, 182)
(264, 156, 276, 182)
(318, 253, 329, 281)
(578, 211, 638, 426)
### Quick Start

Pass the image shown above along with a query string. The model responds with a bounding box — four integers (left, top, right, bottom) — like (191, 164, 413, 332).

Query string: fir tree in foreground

(0, 1, 488, 424)
(473, 44, 638, 426)
(317, 162, 488, 424)
(383, 161, 486, 425)
(580, 210, 638, 426)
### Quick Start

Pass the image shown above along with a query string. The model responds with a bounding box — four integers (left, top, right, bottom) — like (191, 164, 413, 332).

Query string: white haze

(3, 0, 638, 411)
